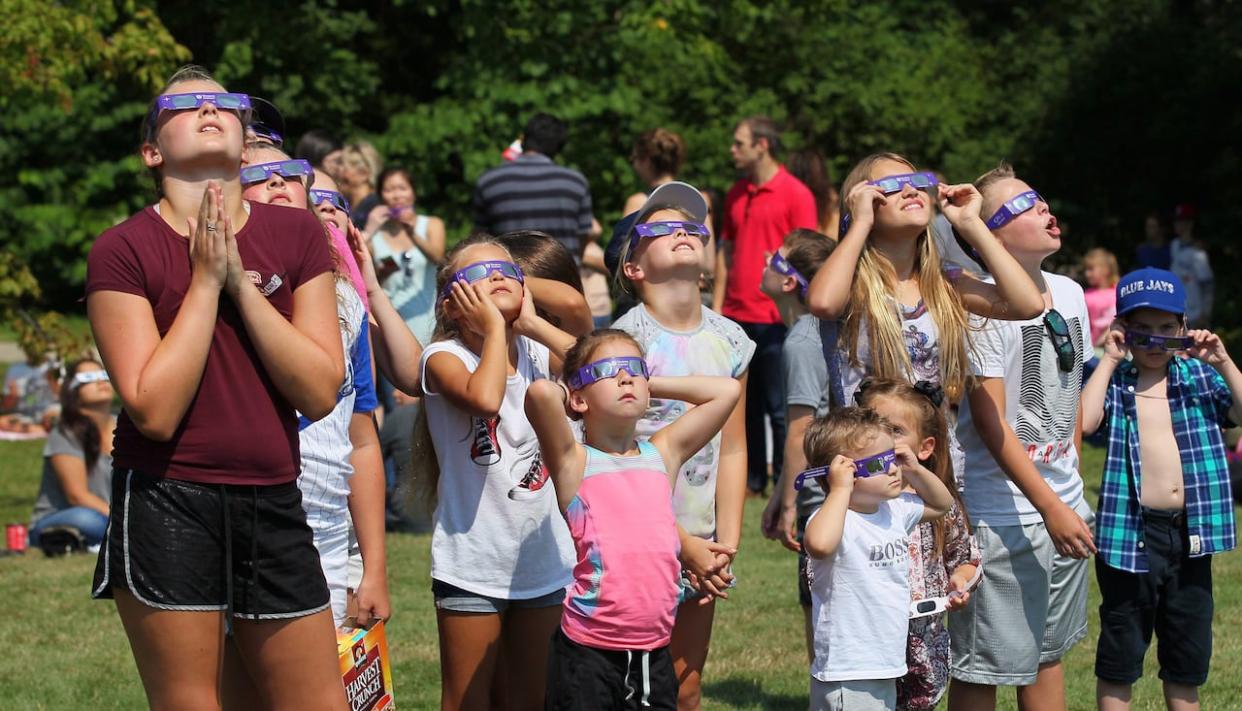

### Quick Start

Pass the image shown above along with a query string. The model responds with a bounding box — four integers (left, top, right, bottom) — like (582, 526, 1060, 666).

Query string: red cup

(6, 523, 27, 553)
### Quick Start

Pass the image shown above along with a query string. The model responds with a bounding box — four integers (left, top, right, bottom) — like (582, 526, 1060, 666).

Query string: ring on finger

(206, 222, 218, 231)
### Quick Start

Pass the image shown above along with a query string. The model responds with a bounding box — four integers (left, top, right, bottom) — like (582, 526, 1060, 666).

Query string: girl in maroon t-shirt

(86, 65, 348, 709)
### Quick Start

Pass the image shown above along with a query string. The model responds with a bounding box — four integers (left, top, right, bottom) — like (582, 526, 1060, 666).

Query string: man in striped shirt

(472, 113, 595, 260)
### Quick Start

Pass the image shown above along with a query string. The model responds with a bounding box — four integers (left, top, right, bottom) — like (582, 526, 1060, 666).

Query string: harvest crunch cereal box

(337, 621, 395, 710)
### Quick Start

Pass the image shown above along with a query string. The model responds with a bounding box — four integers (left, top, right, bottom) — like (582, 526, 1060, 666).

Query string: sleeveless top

(562, 441, 681, 651)
(373, 214, 436, 343)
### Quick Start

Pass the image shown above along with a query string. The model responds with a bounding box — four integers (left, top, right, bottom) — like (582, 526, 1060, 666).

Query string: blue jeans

(739, 321, 787, 494)
(30, 506, 108, 546)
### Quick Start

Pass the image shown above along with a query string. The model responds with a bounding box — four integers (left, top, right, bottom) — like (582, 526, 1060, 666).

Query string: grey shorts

(948, 501, 1094, 686)
(810, 677, 896, 711)
(431, 579, 565, 614)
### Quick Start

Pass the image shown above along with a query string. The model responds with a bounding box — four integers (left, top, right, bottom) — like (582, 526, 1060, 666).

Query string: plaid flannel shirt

(1096, 356, 1236, 573)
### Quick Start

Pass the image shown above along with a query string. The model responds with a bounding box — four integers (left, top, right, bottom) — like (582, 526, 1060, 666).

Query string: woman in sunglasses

(29, 359, 115, 553)
(85, 65, 348, 709)
(240, 144, 392, 637)
(413, 233, 577, 710)
(525, 329, 740, 708)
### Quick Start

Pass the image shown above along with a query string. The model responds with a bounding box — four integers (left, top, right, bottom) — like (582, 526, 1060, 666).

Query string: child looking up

(757, 228, 838, 660)
(1082, 268, 1241, 711)
(526, 330, 740, 709)
(949, 163, 1095, 711)
(613, 181, 754, 711)
(855, 379, 980, 710)
(415, 233, 577, 710)
(801, 407, 952, 711)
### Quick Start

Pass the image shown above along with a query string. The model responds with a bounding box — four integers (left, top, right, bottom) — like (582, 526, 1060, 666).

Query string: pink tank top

(326, 222, 369, 311)
(561, 441, 682, 651)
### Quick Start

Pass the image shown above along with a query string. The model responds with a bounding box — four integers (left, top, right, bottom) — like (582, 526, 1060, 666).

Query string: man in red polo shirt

(713, 116, 818, 496)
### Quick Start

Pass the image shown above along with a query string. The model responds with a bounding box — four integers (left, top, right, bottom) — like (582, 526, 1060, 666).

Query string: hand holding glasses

(793, 449, 899, 490)
(909, 564, 983, 618)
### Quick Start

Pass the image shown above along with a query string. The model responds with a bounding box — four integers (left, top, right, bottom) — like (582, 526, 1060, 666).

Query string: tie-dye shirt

(613, 304, 755, 538)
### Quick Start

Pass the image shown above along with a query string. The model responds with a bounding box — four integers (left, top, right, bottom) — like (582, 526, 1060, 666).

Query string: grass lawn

(1, 440, 1239, 709)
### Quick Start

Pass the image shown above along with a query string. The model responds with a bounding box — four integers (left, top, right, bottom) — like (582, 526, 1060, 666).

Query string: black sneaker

(38, 526, 85, 557)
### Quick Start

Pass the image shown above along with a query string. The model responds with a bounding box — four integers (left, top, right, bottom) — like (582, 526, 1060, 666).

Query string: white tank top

(419, 337, 574, 599)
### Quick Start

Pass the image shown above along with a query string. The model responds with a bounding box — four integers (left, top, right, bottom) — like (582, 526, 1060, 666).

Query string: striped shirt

(1096, 356, 1236, 573)
(297, 281, 378, 530)
(471, 153, 593, 256)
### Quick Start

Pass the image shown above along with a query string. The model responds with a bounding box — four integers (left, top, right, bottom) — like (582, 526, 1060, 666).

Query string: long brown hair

(854, 378, 967, 558)
(838, 152, 972, 403)
(57, 360, 105, 472)
(410, 233, 518, 510)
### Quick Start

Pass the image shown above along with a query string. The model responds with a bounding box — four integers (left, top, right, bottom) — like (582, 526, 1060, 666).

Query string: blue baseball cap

(1116, 267, 1186, 316)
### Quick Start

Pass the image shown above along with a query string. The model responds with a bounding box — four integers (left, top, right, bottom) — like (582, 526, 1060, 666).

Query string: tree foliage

(2, 0, 1240, 330)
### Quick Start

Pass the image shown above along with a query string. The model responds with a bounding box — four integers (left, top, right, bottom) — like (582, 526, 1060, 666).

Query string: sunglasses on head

(1043, 308, 1078, 373)
(1125, 330, 1192, 351)
(793, 449, 899, 490)
(628, 220, 710, 254)
(240, 159, 314, 186)
(310, 189, 350, 214)
(567, 356, 650, 390)
(440, 260, 525, 299)
(869, 171, 939, 196)
(768, 251, 808, 293)
(986, 190, 1044, 231)
(71, 370, 110, 389)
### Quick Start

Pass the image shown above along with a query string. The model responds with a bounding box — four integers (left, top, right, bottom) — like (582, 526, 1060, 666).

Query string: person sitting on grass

(1081, 267, 1241, 711)
(29, 359, 115, 553)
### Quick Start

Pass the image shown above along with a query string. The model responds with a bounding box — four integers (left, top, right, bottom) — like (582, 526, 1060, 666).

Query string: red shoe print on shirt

(508, 454, 549, 501)
(471, 416, 502, 466)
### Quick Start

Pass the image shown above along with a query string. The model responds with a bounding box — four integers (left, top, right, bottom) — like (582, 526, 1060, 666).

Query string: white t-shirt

(809, 494, 925, 682)
(1170, 239, 1213, 325)
(956, 272, 1091, 526)
(420, 337, 574, 599)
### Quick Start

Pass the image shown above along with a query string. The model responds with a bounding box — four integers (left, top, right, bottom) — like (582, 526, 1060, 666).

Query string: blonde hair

(410, 233, 518, 511)
(855, 378, 967, 558)
(342, 141, 382, 188)
(838, 153, 972, 403)
(974, 161, 1016, 219)
(802, 407, 890, 470)
(612, 204, 698, 296)
(1084, 248, 1120, 287)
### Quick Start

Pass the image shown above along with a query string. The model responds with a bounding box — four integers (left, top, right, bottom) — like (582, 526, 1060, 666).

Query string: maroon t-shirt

(86, 201, 334, 485)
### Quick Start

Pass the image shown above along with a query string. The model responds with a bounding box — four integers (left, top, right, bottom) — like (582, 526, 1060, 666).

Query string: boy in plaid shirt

(1081, 267, 1241, 711)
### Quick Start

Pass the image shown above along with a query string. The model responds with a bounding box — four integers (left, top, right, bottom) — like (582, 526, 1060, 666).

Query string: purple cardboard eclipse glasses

(793, 449, 899, 490)
(1125, 330, 1192, 351)
(628, 220, 710, 253)
(567, 356, 650, 390)
(310, 189, 350, 214)
(768, 251, 808, 293)
(986, 190, 1044, 231)
(240, 159, 314, 186)
(440, 260, 525, 299)
(836, 172, 940, 235)
(870, 172, 939, 195)
(148, 93, 252, 135)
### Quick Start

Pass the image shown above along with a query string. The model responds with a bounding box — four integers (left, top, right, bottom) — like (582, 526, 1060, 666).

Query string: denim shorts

(431, 579, 564, 614)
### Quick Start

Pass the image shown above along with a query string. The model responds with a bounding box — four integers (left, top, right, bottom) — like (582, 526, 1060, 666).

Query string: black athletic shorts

(1095, 508, 1214, 687)
(545, 628, 678, 710)
(92, 468, 330, 620)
